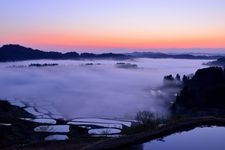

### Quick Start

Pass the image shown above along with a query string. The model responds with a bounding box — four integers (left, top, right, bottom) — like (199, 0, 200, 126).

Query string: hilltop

(0, 44, 223, 62)
(0, 44, 127, 62)
(172, 67, 225, 115)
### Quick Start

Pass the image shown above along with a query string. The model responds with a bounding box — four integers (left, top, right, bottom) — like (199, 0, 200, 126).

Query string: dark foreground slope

(0, 100, 91, 149)
(0, 100, 34, 148)
(81, 117, 225, 150)
(172, 67, 225, 114)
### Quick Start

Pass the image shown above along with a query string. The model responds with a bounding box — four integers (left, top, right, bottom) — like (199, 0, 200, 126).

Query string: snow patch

(25, 107, 43, 116)
(20, 118, 32, 121)
(68, 121, 122, 129)
(34, 125, 70, 133)
(79, 126, 91, 129)
(0, 123, 12, 126)
(8, 100, 26, 107)
(32, 119, 56, 124)
(45, 135, 69, 141)
(88, 128, 121, 135)
(91, 134, 121, 137)
(71, 118, 132, 127)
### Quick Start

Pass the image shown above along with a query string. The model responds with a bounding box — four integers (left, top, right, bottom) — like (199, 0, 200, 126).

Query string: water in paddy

(133, 126, 225, 150)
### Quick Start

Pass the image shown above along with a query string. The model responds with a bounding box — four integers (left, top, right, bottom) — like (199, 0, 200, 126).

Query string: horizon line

(1, 43, 225, 54)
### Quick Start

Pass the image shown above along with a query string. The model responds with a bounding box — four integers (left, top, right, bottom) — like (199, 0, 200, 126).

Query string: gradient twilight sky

(1, 0, 225, 52)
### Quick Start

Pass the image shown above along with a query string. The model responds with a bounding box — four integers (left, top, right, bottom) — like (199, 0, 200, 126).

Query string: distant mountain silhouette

(127, 52, 222, 59)
(0, 44, 222, 62)
(206, 57, 225, 66)
(0, 44, 62, 61)
(0, 44, 127, 62)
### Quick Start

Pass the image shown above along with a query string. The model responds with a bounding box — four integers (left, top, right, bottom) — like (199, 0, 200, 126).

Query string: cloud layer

(0, 59, 207, 119)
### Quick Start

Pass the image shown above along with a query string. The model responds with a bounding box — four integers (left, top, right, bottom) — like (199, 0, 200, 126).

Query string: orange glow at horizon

(2, 32, 225, 50)
(1, 0, 225, 51)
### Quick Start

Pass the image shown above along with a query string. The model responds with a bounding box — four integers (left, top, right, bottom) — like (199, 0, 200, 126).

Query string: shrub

(123, 111, 164, 134)
(135, 111, 155, 124)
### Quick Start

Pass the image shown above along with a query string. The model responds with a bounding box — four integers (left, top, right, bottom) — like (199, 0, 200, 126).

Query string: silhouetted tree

(172, 67, 225, 114)
(164, 74, 174, 81)
(176, 74, 181, 81)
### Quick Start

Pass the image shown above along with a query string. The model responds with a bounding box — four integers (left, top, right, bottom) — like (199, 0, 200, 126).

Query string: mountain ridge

(0, 44, 223, 62)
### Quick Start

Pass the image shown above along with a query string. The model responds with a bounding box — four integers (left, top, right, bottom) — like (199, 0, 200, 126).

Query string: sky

(0, 0, 225, 52)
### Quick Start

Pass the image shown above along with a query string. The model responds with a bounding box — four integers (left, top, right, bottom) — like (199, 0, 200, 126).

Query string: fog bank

(0, 58, 208, 119)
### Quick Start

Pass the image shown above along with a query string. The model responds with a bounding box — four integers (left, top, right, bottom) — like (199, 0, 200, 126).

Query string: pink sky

(0, 0, 225, 52)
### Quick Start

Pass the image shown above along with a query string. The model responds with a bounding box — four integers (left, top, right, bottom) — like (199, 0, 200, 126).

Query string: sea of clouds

(0, 58, 208, 119)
